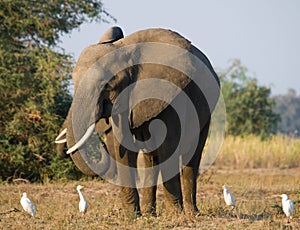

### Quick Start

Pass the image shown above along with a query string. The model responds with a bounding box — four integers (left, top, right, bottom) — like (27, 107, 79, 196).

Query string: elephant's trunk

(66, 111, 111, 176)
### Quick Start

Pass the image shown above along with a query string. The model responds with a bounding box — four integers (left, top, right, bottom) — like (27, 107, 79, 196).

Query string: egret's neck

(77, 189, 85, 200)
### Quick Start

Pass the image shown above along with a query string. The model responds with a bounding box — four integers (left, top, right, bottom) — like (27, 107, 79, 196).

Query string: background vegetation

(216, 135, 300, 169)
(0, 0, 114, 182)
(218, 60, 280, 139)
(0, 0, 299, 183)
(273, 89, 300, 137)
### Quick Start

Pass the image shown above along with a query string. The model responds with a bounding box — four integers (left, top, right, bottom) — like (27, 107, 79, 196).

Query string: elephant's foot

(141, 194, 157, 216)
(164, 200, 183, 216)
(142, 205, 157, 217)
(121, 207, 142, 218)
(163, 185, 183, 214)
(184, 203, 199, 216)
(181, 166, 200, 215)
(120, 187, 141, 217)
(141, 200, 157, 217)
(161, 173, 183, 213)
(140, 186, 157, 216)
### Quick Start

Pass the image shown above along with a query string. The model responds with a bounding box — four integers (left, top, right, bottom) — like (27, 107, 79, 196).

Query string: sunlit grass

(215, 135, 300, 169)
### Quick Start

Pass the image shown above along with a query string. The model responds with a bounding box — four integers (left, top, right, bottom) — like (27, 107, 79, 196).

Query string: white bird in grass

(20, 192, 36, 217)
(280, 194, 294, 221)
(223, 185, 236, 209)
(77, 185, 88, 214)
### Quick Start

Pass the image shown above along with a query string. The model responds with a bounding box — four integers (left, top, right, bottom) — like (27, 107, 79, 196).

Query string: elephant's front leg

(159, 152, 183, 213)
(181, 165, 199, 214)
(181, 145, 201, 214)
(181, 121, 210, 214)
(140, 153, 159, 216)
(115, 144, 141, 216)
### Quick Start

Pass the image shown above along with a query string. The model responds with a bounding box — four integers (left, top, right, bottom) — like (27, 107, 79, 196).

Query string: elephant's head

(98, 26, 124, 44)
(60, 27, 220, 177)
(55, 27, 124, 174)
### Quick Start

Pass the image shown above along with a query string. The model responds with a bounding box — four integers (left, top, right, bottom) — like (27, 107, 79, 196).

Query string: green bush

(0, 1, 114, 182)
(218, 60, 280, 139)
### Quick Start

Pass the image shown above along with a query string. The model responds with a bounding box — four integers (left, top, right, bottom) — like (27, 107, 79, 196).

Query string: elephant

(55, 26, 220, 216)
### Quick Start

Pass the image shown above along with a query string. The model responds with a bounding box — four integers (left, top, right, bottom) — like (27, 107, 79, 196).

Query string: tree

(0, 1, 114, 181)
(218, 60, 280, 139)
(273, 89, 300, 137)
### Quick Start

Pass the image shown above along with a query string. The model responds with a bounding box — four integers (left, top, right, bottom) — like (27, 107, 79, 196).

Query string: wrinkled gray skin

(56, 27, 220, 216)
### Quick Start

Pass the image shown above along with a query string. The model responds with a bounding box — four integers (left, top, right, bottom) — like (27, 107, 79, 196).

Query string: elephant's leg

(115, 143, 141, 216)
(181, 120, 210, 214)
(159, 153, 183, 213)
(140, 153, 159, 216)
(101, 126, 117, 180)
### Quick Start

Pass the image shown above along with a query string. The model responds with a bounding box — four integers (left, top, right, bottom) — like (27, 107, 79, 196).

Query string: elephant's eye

(104, 83, 113, 90)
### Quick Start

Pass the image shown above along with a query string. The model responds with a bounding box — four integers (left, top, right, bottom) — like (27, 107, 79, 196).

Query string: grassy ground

(0, 135, 299, 229)
(0, 168, 299, 229)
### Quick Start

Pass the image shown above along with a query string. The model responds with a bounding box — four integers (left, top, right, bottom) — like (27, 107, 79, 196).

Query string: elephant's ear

(113, 29, 193, 128)
(129, 64, 191, 128)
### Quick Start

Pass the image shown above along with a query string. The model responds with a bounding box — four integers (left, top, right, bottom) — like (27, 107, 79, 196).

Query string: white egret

(280, 194, 294, 221)
(222, 185, 236, 209)
(77, 185, 88, 214)
(20, 192, 36, 217)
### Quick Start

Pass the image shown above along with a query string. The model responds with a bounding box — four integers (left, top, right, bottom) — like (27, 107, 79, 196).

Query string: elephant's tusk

(66, 123, 96, 154)
(55, 138, 67, 144)
(55, 128, 67, 143)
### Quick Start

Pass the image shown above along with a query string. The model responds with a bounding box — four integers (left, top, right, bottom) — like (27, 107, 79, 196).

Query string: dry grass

(0, 135, 299, 229)
(0, 169, 299, 229)
(215, 135, 300, 169)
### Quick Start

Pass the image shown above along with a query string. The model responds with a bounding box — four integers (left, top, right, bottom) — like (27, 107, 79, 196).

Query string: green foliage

(219, 60, 280, 139)
(273, 89, 300, 137)
(41, 154, 84, 182)
(0, 0, 113, 182)
(0, 0, 115, 47)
